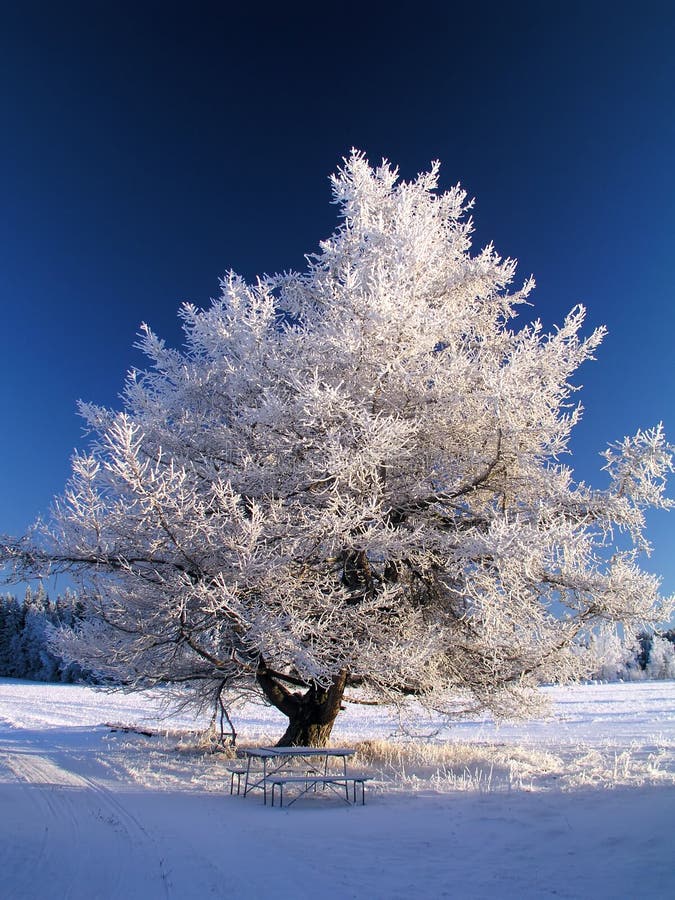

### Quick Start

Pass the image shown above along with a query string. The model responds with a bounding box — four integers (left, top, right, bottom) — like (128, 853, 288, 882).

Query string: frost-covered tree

(581, 629, 643, 683)
(2, 152, 673, 744)
(0, 586, 87, 682)
(19, 584, 57, 681)
(0, 593, 26, 677)
(645, 635, 675, 680)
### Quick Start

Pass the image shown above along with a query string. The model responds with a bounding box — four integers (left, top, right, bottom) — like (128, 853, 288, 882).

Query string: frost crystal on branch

(2, 151, 672, 744)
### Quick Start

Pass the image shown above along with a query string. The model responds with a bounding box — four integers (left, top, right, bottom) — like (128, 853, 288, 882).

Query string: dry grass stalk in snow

(352, 739, 675, 793)
(101, 731, 675, 796)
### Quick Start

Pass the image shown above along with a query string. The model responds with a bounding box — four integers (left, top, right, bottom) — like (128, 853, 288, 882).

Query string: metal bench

(241, 746, 357, 804)
(268, 772, 372, 807)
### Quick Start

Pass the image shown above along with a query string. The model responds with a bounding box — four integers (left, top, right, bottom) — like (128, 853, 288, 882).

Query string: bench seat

(268, 772, 372, 807)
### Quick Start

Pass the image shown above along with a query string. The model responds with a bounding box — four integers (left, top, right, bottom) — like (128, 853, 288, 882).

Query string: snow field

(0, 679, 674, 899)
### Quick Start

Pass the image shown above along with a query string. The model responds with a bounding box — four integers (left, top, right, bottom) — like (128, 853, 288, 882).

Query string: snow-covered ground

(1, 679, 674, 899)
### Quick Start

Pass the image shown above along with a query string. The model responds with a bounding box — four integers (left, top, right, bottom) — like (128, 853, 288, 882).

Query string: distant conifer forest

(0, 586, 96, 682)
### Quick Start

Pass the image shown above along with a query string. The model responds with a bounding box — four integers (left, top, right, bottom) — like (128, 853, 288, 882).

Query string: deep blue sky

(2, 2, 674, 600)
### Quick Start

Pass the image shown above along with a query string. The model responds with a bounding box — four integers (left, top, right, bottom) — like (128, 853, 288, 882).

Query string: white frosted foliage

(3, 151, 673, 729)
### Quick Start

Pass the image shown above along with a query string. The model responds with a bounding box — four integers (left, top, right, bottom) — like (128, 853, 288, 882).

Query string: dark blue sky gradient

(2, 2, 675, 598)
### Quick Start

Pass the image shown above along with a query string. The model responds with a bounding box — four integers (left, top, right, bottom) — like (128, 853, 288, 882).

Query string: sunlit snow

(1, 679, 673, 899)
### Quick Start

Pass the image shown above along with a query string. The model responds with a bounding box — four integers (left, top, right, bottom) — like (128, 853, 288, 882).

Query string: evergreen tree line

(0, 585, 95, 682)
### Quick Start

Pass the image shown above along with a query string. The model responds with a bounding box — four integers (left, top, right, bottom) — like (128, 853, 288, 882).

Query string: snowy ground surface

(1, 679, 674, 899)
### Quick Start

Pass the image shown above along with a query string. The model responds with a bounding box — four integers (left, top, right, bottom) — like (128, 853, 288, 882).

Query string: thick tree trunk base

(256, 667, 348, 747)
(275, 717, 337, 748)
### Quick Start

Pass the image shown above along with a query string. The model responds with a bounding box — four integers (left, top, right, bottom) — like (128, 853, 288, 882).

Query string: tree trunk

(256, 667, 348, 747)
(275, 714, 337, 748)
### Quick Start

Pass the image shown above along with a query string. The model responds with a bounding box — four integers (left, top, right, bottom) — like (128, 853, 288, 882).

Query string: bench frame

(269, 773, 372, 807)
(226, 763, 318, 797)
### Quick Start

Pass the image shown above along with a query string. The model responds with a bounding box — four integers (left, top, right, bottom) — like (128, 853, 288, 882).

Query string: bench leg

(353, 779, 366, 805)
(271, 782, 285, 807)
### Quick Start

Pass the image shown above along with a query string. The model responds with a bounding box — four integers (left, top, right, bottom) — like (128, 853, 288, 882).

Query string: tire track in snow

(0, 748, 88, 898)
(0, 745, 172, 899)
(50, 755, 173, 898)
